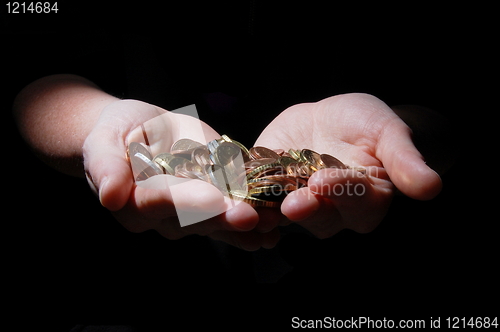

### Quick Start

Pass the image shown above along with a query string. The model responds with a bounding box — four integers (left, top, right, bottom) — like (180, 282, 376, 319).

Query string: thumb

(83, 123, 133, 212)
(377, 120, 442, 200)
(83, 100, 167, 211)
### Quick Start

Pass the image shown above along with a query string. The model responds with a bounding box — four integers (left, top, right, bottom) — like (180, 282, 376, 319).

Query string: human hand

(254, 93, 442, 238)
(83, 100, 279, 250)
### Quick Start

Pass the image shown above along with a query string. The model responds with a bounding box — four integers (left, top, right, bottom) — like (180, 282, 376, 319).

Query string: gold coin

(277, 156, 296, 167)
(247, 179, 283, 189)
(288, 149, 302, 161)
(154, 152, 175, 164)
(301, 149, 323, 171)
(297, 162, 314, 177)
(285, 162, 299, 176)
(153, 153, 176, 174)
(320, 153, 347, 169)
(221, 134, 250, 158)
(249, 146, 280, 160)
(245, 162, 282, 180)
(248, 185, 287, 195)
(285, 162, 312, 178)
(247, 175, 307, 187)
(244, 158, 277, 171)
(230, 190, 281, 208)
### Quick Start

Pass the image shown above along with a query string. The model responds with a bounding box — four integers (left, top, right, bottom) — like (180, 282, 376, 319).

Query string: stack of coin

(127, 134, 353, 208)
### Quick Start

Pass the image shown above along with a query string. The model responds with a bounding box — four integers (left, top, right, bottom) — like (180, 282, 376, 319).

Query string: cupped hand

(83, 100, 279, 250)
(255, 93, 442, 238)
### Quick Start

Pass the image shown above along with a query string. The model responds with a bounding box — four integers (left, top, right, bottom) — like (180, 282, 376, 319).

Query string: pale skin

(13, 74, 444, 251)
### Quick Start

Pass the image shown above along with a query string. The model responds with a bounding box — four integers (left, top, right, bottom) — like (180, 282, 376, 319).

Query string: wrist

(13, 74, 119, 177)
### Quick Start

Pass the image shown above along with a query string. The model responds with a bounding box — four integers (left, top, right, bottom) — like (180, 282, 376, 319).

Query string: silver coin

(128, 142, 152, 161)
(216, 142, 241, 166)
(175, 168, 207, 181)
(207, 139, 220, 156)
(131, 152, 163, 181)
(191, 146, 212, 167)
(171, 138, 204, 154)
(168, 157, 190, 173)
(183, 161, 203, 174)
(205, 164, 228, 192)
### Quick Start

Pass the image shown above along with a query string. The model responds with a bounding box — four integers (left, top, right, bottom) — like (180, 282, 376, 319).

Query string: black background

(1, 2, 496, 330)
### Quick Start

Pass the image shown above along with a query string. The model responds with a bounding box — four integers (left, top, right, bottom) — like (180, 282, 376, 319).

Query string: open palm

(83, 100, 277, 251)
(255, 93, 442, 238)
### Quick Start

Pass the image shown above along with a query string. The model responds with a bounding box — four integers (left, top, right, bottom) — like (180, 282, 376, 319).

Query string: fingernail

(98, 177, 109, 207)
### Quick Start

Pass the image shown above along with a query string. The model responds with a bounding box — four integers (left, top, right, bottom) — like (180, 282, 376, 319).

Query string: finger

(157, 176, 260, 231)
(281, 187, 321, 222)
(281, 187, 343, 239)
(295, 197, 344, 239)
(111, 176, 222, 234)
(117, 177, 260, 237)
(222, 201, 260, 231)
(176, 199, 260, 235)
(282, 168, 393, 237)
(282, 168, 376, 222)
(308, 168, 392, 233)
(377, 120, 442, 200)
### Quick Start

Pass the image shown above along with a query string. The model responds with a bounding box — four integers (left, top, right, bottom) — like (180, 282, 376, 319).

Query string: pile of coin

(127, 135, 351, 208)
